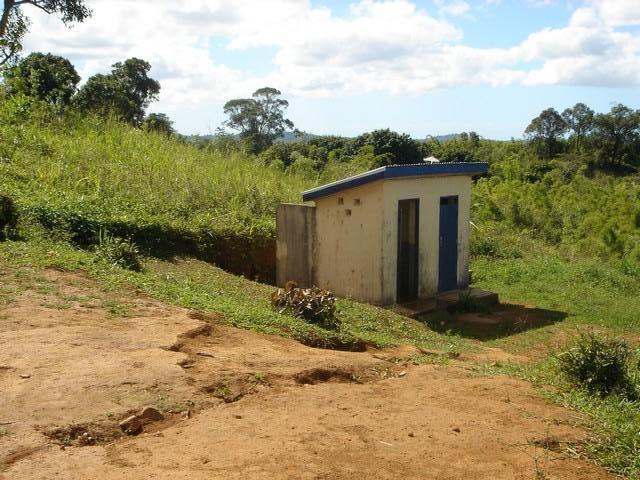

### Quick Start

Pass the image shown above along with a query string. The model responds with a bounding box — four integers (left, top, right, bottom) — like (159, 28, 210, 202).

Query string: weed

(455, 290, 493, 315)
(557, 331, 636, 399)
(103, 300, 132, 317)
(253, 372, 268, 384)
(271, 282, 339, 330)
(95, 231, 142, 272)
(0, 194, 18, 240)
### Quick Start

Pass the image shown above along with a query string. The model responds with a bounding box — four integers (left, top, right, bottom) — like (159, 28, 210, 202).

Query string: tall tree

(524, 108, 567, 159)
(223, 87, 294, 153)
(592, 104, 640, 167)
(75, 58, 160, 125)
(3, 52, 79, 105)
(562, 103, 594, 153)
(0, 0, 91, 66)
(142, 112, 175, 136)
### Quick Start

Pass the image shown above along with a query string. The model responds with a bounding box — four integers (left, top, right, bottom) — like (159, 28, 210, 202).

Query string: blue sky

(22, 0, 640, 139)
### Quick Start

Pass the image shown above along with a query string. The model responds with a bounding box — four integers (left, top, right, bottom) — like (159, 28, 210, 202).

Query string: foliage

(271, 282, 339, 330)
(0, 0, 91, 66)
(75, 58, 160, 125)
(223, 87, 294, 153)
(351, 128, 422, 166)
(524, 108, 567, 159)
(592, 103, 640, 167)
(472, 142, 640, 264)
(94, 231, 142, 271)
(0, 193, 18, 239)
(423, 132, 482, 163)
(3, 52, 79, 105)
(561, 102, 594, 152)
(0, 7, 28, 67)
(142, 112, 174, 136)
(557, 331, 636, 398)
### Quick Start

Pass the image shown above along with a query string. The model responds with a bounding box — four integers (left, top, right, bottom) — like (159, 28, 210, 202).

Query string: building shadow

(419, 303, 568, 340)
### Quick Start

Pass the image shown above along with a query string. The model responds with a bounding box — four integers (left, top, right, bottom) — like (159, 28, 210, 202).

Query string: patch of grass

(102, 300, 132, 317)
(469, 252, 640, 477)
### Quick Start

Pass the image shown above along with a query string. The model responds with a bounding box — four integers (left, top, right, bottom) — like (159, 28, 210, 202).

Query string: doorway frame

(396, 198, 420, 303)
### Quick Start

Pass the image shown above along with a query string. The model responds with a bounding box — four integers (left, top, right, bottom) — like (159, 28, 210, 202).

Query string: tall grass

(0, 111, 312, 235)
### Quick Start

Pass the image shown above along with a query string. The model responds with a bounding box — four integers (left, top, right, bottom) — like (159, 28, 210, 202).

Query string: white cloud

(19, 0, 640, 111)
(434, 0, 471, 16)
(586, 0, 640, 26)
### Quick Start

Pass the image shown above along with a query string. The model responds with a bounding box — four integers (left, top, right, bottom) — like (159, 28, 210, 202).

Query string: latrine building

(276, 162, 488, 305)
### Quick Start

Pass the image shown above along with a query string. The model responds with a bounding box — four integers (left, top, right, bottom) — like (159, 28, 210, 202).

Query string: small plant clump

(558, 331, 637, 399)
(0, 194, 18, 240)
(95, 231, 142, 271)
(455, 289, 492, 314)
(271, 281, 339, 330)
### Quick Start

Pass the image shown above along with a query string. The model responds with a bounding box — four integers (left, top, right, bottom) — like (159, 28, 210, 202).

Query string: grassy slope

(1, 113, 311, 238)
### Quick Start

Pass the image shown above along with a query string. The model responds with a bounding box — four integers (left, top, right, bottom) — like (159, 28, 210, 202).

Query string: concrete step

(395, 288, 499, 318)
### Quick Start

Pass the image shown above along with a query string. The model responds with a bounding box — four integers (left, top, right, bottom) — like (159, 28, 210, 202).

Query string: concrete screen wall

(276, 204, 316, 287)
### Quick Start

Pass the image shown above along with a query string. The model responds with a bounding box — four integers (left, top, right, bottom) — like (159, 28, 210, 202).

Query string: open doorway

(397, 199, 419, 303)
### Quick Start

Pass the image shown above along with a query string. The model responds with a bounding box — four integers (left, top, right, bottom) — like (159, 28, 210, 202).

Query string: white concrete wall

(381, 175, 472, 303)
(313, 180, 384, 303)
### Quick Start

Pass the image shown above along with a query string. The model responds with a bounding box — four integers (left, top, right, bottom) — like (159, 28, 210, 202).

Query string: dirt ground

(0, 269, 614, 479)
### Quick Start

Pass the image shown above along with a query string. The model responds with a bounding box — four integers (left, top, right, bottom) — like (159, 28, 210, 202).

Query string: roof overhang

(301, 162, 489, 202)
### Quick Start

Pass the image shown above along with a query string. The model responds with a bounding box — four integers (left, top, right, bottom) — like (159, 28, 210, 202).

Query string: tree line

(1, 52, 173, 134)
(524, 103, 640, 170)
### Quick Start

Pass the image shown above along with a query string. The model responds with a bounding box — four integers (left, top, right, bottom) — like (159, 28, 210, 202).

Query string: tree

(562, 103, 594, 152)
(0, 0, 91, 66)
(524, 108, 567, 159)
(142, 113, 174, 136)
(351, 129, 422, 166)
(592, 104, 640, 167)
(75, 58, 160, 125)
(3, 52, 79, 105)
(110, 58, 160, 124)
(223, 87, 294, 153)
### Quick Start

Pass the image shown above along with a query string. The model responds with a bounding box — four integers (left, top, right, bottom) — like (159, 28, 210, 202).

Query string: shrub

(95, 231, 142, 271)
(0, 194, 18, 240)
(271, 281, 339, 329)
(558, 331, 636, 398)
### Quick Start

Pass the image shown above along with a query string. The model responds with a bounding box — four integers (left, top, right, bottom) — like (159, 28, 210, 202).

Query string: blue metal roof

(302, 162, 489, 201)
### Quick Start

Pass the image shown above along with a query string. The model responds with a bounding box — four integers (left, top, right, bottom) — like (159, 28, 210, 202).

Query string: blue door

(438, 196, 458, 292)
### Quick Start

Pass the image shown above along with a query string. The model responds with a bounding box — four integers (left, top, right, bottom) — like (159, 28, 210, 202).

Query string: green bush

(0, 194, 18, 240)
(558, 332, 636, 398)
(95, 231, 142, 271)
(271, 282, 339, 330)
